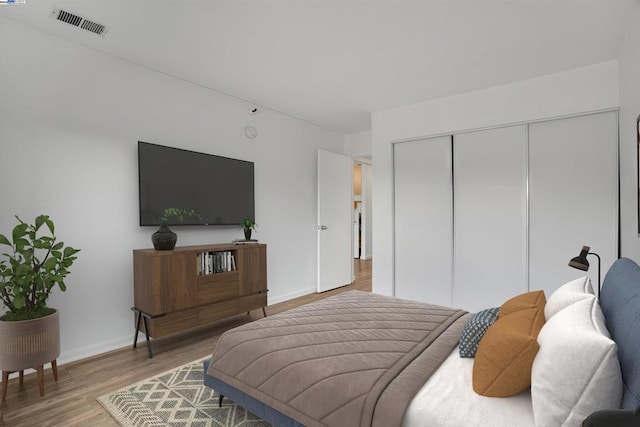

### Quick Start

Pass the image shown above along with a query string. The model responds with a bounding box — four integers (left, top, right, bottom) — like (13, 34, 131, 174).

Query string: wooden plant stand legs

(1, 370, 8, 402)
(1, 359, 58, 402)
(51, 359, 58, 381)
(36, 365, 44, 397)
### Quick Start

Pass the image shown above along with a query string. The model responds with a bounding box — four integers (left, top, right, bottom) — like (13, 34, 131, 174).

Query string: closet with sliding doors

(393, 111, 618, 312)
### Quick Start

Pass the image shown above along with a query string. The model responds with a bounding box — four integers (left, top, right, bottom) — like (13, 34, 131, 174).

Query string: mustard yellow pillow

(472, 306, 545, 397)
(499, 290, 546, 318)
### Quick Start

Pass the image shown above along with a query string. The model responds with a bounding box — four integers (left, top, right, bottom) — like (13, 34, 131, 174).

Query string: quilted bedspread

(207, 290, 468, 427)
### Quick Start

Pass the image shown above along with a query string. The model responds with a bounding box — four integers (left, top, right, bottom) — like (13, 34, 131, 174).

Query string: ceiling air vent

(50, 8, 109, 37)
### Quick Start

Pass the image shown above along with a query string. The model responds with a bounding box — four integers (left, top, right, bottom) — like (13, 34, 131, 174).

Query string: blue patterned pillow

(459, 307, 499, 358)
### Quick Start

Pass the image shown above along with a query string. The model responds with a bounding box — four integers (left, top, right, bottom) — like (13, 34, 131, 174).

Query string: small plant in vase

(152, 208, 200, 250)
(242, 217, 257, 241)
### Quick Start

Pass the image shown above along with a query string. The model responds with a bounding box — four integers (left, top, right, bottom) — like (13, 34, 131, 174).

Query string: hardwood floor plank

(0, 259, 371, 426)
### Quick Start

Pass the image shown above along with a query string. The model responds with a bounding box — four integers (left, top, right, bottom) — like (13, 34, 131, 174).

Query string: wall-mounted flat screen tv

(138, 141, 255, 226)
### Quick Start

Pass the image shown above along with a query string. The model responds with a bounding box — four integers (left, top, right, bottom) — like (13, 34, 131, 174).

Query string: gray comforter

(207, 290, 469, 427)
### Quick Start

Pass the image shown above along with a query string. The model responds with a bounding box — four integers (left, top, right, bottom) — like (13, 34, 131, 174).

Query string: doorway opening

(353, 161, 372, 262)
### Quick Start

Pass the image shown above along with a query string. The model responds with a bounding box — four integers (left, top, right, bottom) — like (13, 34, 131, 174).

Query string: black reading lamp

(568, 245, 601, 298)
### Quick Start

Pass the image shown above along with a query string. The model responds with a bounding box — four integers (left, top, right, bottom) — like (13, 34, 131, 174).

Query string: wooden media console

(132, 243, 267, 357)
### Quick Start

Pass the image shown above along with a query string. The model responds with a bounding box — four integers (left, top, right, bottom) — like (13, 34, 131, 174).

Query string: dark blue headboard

(600, 257, 640, 410)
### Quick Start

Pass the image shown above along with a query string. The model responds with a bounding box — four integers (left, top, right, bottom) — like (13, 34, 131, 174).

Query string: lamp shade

(569, 245, 590, 271)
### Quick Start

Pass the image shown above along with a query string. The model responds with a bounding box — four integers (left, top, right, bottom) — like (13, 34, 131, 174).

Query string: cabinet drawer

(198, 278, 238, 305)
(197, 270, 239, 285)
(198, 299, 239, 325)
(238, 293, 267, 313)
(144, 308, 198, 338)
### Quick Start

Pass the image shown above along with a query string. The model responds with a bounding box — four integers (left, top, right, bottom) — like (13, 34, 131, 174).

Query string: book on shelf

(197, 250, 236, 275)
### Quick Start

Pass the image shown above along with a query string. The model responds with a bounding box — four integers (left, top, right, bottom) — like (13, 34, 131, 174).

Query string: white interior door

(317, 149, 353, 292)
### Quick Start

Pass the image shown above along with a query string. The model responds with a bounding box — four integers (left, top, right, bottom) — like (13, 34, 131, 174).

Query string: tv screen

(138, 141, 255, 226)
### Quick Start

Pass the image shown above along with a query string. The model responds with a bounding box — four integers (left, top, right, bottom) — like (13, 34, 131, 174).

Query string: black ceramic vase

(244, 229, 252, 240)
(152, 222, 177, 250)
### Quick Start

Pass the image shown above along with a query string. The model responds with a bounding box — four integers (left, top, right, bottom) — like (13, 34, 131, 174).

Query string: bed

(204, 257, 640, 426)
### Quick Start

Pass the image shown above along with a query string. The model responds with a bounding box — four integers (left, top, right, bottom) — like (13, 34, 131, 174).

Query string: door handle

(316, 225, 328, 230)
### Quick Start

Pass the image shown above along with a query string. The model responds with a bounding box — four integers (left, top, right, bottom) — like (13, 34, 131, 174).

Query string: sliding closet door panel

(529, 111, 618, 297)
(393, 136, 452, 305)
(453, 125, 528, 312)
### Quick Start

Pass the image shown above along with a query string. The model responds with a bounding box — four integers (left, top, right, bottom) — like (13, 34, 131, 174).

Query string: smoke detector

(50, 8, 109, 37)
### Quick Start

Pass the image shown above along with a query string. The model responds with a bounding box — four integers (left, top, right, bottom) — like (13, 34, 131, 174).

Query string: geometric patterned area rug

(97, 358, 270, 427)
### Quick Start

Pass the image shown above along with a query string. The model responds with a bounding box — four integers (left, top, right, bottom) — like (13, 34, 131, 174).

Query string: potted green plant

(0, 214, 80, 400)
(152, 207, 200, 250)
(242, 217, 257, 241)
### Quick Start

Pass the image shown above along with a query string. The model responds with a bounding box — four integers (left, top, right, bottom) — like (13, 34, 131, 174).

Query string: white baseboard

(0, 335, 132, 383)
(58, 335, 132, 366)
(0, 335, 133, 383)
(268, 287, 316, 305)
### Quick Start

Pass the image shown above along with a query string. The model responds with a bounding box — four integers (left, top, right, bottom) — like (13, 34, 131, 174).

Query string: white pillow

(531, 298, 622, 426)
(544, 276, 594, 320)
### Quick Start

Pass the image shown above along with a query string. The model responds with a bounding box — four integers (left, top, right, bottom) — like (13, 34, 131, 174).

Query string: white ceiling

(0, 0, 636, 134)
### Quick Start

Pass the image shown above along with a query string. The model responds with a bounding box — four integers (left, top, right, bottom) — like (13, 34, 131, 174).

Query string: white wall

(344, 131, 372, 159)
(0, 19, 345, 363)
(372, 61, 620, 297)
(618, 3, 640, 262)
